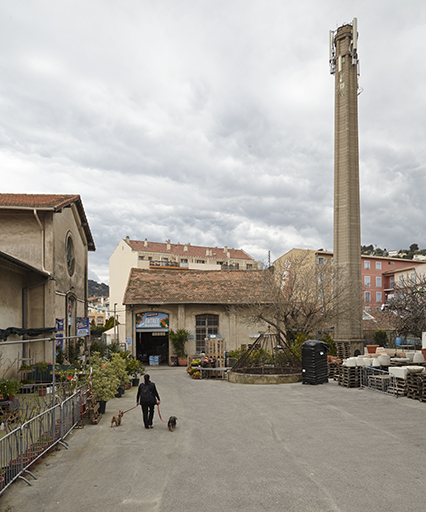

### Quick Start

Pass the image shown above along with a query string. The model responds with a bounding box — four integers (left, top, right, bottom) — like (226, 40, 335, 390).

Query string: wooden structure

(205, 337, 225, 368)
(86, 394, 102, 424)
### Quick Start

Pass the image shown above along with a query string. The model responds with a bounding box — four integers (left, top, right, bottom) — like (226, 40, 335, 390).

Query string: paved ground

(1, 366, 426, 512)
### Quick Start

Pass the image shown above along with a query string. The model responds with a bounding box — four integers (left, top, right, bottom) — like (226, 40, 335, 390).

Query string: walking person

(136, 374, 160, 429)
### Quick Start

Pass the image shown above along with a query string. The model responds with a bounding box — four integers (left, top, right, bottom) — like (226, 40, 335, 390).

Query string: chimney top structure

(330, 18, 363, 355)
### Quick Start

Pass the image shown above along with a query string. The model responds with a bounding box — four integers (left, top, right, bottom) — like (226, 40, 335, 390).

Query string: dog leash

(157, 403, 168, 423)
(122, 405, 139, 415)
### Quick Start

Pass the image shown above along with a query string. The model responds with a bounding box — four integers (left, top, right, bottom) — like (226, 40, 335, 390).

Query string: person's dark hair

(144, 374, 150, 384)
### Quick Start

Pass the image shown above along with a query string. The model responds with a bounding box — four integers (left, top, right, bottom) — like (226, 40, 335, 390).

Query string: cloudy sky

(1, 1, 425, 283)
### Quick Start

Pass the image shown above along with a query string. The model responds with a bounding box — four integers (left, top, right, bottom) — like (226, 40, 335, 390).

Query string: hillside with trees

(88, 279, 109, 297)
(361, 243, 426, 260)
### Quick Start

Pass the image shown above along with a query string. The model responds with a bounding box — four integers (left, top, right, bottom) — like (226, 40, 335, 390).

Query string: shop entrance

(136, 331, 169, 365)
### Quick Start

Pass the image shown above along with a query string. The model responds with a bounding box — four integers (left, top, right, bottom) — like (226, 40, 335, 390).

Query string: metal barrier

(361, 366, 397, 397)
(0, 385, 88, 495)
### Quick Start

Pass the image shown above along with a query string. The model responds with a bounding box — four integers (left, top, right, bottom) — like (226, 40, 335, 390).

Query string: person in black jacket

(136, 374, 161, 429)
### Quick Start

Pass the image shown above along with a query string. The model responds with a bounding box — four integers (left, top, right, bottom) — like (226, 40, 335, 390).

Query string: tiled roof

(123, 269, 268, 305)
(127, 239, 254, 261)
(0, 194, 95, 251)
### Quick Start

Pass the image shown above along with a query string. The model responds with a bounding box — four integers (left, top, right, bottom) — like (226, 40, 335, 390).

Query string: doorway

(136, 331, 169, 365)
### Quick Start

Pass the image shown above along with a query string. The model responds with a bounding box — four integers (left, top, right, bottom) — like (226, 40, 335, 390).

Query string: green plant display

(109, 353, 130, 386)
(91, 352, 119, 402)
(126, 357, 145, 379)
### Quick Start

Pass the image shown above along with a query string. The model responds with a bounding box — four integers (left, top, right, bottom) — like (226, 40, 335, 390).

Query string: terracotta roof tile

(0, 193, 95, 251)
(127, 239, 254, 261)
(123, 269, 268, 305)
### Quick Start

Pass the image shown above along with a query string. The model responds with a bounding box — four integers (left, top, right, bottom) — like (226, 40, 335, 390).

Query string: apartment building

(110, 237, 258, 327)
(275, 249, 424, 312)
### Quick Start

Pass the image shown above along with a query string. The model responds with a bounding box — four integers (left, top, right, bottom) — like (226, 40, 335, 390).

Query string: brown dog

(111, 411, 124, 427)
(168, 416, 178, 432)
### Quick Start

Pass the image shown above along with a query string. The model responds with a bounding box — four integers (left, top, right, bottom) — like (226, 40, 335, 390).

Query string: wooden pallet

(338, 366, 360, 388)
(86, 395, 102, 424)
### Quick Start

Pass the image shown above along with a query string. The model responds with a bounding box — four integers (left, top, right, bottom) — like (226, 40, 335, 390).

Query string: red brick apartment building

(275, 249, 424, 312)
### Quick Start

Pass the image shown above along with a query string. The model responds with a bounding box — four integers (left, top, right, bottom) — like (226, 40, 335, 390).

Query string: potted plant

(169, 329, 190, 366)
(0, 378, 21, 400)
(110, 353, 130, 397)
(91, 352, 119, 413)
(126, 357, 145, 386)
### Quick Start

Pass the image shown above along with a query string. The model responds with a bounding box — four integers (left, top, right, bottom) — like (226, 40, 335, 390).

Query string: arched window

(195, 314, 219, 353)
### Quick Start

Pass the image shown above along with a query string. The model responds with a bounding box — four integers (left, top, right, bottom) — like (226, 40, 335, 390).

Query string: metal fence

(361, 366, 397, 397)
(0, 384, 88, 495)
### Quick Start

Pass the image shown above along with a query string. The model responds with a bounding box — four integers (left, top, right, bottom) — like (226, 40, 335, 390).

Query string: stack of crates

(149, 355, 160, 366)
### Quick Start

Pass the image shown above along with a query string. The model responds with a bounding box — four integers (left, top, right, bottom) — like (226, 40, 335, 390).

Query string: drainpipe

(33, 209, 50, 275)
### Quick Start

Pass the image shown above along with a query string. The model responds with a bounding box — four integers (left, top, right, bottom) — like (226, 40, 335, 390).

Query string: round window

(66, 235, 75, 275)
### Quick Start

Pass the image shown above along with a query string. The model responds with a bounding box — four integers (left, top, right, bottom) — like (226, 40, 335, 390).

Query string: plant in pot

(109, 353, 130, 397)
(126, 357, 145, 386)
(169, 329, 190, 366)
(91, 352, 119, 413)
(0, 378, 21, 400)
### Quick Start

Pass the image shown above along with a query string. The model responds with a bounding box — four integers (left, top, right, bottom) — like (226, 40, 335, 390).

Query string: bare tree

(248, 251, 358, 342)
(385, 274, 426, 339)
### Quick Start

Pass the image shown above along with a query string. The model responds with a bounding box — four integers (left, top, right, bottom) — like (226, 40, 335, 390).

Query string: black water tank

(301, 340, 329, 385)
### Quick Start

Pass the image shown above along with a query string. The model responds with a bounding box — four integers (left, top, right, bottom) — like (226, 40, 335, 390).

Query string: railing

(0, 384, 88, 495)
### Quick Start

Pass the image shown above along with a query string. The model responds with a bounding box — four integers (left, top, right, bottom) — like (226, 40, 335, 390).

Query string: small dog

(168, 416, 178, 432)
(111, 411, 124, 427)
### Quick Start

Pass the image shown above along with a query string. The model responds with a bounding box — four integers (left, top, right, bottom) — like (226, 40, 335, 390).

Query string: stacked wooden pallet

(328, 361, 340, 380)
(205, 338, 225, 368)
(335, 342, 351, 360)
(338, 366, 360, 388)
(388, 377, 407, 397)
(406, 373, 425, 401)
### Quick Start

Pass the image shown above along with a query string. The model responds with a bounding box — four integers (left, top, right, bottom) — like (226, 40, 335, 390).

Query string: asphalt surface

(1, 366, 426, 512)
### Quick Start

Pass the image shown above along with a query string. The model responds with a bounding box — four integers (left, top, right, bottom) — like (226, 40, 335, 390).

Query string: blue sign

(77, 317, 90, 336)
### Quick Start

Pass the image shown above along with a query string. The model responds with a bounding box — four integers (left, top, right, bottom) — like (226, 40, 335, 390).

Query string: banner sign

(77, 317, 90, 336)
(56, 318, 64, 332)
(135, 312, 169, 330)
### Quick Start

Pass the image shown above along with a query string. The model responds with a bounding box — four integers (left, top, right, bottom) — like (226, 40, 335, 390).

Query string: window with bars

(195, 314, 219, 353)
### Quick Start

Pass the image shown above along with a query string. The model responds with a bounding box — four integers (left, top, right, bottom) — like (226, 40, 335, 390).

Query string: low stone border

(227, 371, 303, 384)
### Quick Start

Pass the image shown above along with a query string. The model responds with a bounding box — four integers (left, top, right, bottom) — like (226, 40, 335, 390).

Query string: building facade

(123, 269, 269, 364)
(110, 237, 259, 328)
(0, 194, 95, 375)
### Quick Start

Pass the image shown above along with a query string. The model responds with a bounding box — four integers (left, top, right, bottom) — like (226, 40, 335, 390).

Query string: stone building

(109, 237, 259, 332)
(0, 194, 95, 376)
(123, 269, 269, 364)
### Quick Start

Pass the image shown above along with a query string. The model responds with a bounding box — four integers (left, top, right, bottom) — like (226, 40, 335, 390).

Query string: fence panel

(0, 385, 88, 495)
(361, 366, 397, 397)
(61, 385, 88, 440)
(0, 427, 22, 494)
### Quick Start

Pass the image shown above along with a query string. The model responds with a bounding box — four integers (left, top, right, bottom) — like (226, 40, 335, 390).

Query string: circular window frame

(66, 233, 75, 276)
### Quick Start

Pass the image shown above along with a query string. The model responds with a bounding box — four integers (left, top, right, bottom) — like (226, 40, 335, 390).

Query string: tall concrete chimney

(330, 18, 363, 355)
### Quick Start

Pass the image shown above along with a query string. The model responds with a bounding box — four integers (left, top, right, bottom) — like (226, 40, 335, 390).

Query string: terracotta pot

(421, 349, 426, 360)
(178, 357, 188, 366)
(366, 345, 379, 354)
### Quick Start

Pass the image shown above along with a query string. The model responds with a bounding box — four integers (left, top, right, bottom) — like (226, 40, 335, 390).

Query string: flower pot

(132, 378, 140, 387)
(38, 388, 47, 397)
(366, 345, 379, 354)
(178, 357, 188, 366)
